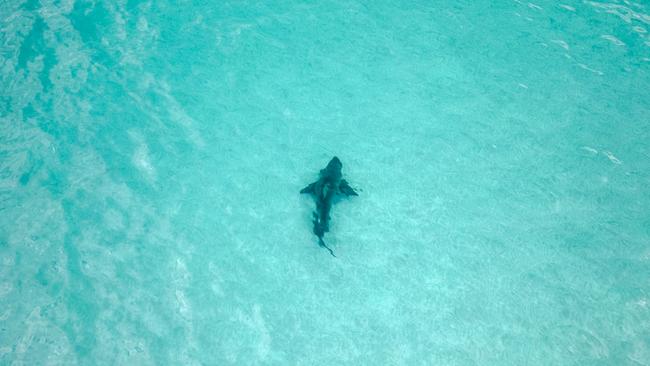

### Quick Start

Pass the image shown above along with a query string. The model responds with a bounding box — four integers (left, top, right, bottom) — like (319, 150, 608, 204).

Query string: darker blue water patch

(21, 103, 38, 120)
(18, 172, 30, 186)
(69, 0, 118, 67)
(17, 16, 46, 70)
(42, 168, 68, 198)
(70, 0, 112, 44)
(20, 0, 40, 11)
(34, 262, 64, 297)
(18, 152, 42, 186)
(0, 96, 11, 116)
(14, 15, 56, 92)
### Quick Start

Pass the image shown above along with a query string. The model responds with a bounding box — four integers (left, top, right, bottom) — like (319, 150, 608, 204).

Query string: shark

(300, 156, 358, 257)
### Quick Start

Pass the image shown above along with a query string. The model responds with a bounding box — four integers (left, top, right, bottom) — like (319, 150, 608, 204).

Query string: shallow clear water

(1, 0, 649, 364)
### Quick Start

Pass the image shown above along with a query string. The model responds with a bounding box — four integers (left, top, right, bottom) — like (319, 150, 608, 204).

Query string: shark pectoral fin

(300, 182, 317, 194)
(339, 179, 358, 196)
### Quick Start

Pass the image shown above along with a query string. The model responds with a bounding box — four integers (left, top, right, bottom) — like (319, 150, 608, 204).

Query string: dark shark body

(300, 156, 358, 257)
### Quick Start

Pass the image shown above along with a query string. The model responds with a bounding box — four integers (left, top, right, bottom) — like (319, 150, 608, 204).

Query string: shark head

(326, 156, 342, 171)
(321, 156, 342, 181)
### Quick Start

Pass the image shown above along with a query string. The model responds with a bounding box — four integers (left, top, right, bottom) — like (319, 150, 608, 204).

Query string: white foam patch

(103, 208, 126, 231)
(156, 81, 206, 148)
(581, 146, 598, 154)
(39, 0, 91, 95)
(172, 258, 192, 319)
(601, 35, 626, 46)
(635, 298, 647, 308)
(551, 39, 570, 50)
(603, 151, 622, 164)
(577, 63, 604, 75)
(137, 17, 149, 32)
(559, 4, 576, 11)
(208, 262, 226, 297)
(253, 305, 271, 360)
(587, 1, 650, 25)
(175, 290, 190, 318)
(129, 131, 157, 181)
(0, 282, 12, 298)
(13, 306, 71, 361)
(236, 304, 272, 361)
(133, 144, 156, 180)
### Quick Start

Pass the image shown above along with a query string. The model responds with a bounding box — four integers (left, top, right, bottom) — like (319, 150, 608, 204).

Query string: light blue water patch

(1, 0, 649, 364)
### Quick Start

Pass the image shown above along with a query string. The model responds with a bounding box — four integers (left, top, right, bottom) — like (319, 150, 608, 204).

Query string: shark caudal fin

(318, 237, 336, 257)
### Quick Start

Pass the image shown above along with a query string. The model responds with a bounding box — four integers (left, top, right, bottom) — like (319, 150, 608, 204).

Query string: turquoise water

(1, 0, 650, 364)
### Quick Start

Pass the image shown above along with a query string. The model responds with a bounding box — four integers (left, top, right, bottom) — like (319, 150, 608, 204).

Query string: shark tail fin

(318, 237, 336, 257)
